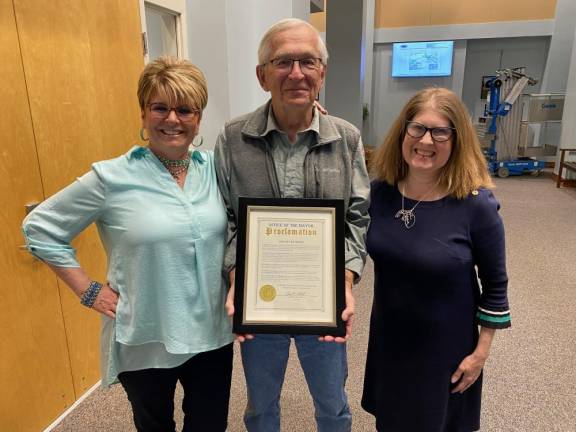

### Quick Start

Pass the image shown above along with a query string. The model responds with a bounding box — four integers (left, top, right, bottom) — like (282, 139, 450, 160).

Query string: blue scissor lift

(483, 69, 546, 177)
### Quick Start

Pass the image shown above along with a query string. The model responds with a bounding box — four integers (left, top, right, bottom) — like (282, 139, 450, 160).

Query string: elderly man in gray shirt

(214, 18, 370, 432)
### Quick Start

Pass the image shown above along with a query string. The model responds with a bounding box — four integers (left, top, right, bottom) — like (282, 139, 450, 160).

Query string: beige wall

(310, 0, 557, 31)
(310, 7, 326, 32)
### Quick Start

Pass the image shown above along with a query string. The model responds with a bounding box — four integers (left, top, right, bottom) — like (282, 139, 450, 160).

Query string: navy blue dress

(362, 181, 511, 432)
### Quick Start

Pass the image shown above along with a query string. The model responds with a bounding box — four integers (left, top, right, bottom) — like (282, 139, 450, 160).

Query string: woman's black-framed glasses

(148, 103, 200, 121)
(405, 121, 455, 142)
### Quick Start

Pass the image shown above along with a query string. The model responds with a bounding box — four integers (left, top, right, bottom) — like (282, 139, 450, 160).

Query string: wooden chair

(556, 148, 576, 188)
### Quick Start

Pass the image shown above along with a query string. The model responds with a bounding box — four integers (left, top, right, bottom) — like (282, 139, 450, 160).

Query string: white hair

(257, 18, 328, 65)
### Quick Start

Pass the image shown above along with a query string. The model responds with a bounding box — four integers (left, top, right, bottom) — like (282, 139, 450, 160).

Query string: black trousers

(118, 343, 233, 432)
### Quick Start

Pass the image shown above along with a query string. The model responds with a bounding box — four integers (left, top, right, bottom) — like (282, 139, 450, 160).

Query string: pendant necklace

(395, 182, 438, 229)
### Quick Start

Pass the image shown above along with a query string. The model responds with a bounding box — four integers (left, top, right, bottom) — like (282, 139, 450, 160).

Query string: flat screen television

(392, 41, 454, 78)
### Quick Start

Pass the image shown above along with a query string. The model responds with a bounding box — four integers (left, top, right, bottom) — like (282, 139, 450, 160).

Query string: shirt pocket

(314, 163, 346, 199)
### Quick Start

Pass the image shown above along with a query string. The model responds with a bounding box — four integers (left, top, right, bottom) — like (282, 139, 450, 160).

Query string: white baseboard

(43, 380, 101, 432)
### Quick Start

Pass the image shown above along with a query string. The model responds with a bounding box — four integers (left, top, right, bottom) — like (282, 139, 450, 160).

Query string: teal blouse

(22, 146, 233, 386)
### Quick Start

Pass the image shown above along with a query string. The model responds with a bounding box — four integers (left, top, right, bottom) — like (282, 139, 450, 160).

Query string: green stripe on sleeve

(476, 312, 511, 323)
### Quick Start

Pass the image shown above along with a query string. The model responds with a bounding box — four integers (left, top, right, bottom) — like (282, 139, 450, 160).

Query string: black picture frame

(233, 197, 346, 336)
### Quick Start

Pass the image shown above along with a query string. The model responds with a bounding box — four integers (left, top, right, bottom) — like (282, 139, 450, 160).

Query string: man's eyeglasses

(266, 57, 324, 73)
(148, 103, 200, 121)
(405, 121, 455, 142)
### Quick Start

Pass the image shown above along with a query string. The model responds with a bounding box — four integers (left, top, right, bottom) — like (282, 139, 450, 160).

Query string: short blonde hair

(137, 56, 208, 112)
(371, 87, 493, 199)
(258, 18, 328, 65)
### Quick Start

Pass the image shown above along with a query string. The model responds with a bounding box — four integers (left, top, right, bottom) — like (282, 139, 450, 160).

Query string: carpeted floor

(50, 174, 576, 432)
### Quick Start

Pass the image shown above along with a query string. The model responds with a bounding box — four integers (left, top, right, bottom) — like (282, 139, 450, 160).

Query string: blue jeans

(241, 334, 351, 432)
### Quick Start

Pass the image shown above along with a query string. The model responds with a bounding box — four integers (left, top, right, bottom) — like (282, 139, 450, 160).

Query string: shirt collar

(263, 106, 320, 137)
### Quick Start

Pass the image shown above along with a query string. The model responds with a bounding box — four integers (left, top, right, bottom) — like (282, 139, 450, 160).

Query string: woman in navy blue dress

(362, 88, 511, 432)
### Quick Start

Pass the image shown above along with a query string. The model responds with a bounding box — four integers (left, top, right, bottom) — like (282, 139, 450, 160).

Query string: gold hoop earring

(139, 128, 149, 141)
(191, 136, 203, 148)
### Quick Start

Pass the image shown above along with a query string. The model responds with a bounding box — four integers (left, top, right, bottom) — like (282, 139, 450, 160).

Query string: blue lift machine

(483, 69, 546, 177)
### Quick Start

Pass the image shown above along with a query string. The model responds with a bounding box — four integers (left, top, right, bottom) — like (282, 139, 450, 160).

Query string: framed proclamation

(233, 197, 346, 336)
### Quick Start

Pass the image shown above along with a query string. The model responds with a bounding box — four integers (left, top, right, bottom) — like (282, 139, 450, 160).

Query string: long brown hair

(370, 87, 493, 199)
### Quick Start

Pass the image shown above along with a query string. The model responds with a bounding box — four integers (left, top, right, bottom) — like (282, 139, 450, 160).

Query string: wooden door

(0, 0, 144, 429)
(14, 0, 144, 399)
(0, 1, 76, 430)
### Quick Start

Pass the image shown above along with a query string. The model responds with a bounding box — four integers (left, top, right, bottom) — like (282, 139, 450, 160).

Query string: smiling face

(141, 94, 201, 157)
(401, 108, 453, 178)
(256, 25, 326, 112)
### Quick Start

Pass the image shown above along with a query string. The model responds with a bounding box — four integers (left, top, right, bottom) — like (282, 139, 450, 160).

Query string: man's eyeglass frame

(263, 57, 324, 73)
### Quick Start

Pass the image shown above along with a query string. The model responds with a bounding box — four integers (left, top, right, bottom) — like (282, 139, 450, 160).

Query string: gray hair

(257, 18, 328, 65)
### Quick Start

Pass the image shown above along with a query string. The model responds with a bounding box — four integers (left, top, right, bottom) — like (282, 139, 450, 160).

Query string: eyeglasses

(266, 57, 324, 73)
(147, 103, 200, 121)
(405, 121, 455, 142)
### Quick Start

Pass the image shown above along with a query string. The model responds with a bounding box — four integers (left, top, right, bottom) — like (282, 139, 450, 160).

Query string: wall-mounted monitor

(392, 41, 454, 78)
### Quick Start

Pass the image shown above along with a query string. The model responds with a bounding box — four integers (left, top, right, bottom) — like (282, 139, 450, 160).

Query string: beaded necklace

(157, 154, 190, 179)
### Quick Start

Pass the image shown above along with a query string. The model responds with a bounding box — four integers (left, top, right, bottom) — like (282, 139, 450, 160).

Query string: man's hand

(226, 268, 254, 343)
(313, 100, 328, 115)
(319, 270, 355, 343)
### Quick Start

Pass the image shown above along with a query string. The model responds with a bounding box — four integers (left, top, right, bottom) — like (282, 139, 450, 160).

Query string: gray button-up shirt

(264, 108, 320, 198)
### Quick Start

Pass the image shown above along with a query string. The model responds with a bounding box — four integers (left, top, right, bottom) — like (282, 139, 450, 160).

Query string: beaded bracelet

(80, 281, 103, 308)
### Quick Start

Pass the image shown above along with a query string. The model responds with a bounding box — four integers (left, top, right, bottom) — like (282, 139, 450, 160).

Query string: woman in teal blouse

(22, 57, 233, 431)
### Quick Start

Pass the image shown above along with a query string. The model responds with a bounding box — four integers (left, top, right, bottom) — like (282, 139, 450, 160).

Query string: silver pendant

(395, 209, 416, 229)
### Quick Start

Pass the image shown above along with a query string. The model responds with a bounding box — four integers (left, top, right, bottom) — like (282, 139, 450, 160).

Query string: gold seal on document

(259, 284, 277, 302)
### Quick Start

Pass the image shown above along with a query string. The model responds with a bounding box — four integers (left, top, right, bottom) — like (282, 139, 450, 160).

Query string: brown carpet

(51, 174, 576, 432)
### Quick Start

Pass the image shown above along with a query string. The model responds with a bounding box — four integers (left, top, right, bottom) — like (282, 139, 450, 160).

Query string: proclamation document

(243, 208, 335, 325)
